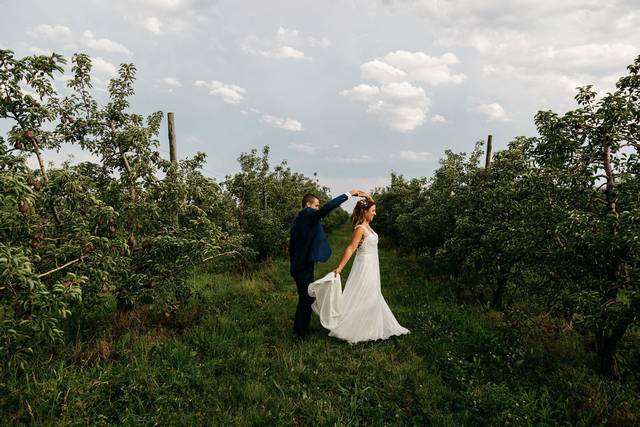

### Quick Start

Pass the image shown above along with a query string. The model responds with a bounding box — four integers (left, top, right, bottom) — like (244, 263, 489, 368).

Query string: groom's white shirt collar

(343, 192, 352, 199)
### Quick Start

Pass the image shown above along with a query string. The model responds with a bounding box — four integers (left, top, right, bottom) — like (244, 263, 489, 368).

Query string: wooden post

(168, 112, 177, 164)
(485, 134, 493, 168)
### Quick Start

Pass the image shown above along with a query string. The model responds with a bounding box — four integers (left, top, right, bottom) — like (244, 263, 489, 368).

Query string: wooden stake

(485, 134, 493, 168)
(168, 112, 177, 164)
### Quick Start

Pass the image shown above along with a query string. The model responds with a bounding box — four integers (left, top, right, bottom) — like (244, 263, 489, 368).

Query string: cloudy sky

(1, 0, 639, 211)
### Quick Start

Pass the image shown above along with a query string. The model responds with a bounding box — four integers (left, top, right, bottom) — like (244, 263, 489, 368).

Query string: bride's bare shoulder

(353, 224, 367, 233)
(349, 225, 366, 247)
(354, 223, 371, 232)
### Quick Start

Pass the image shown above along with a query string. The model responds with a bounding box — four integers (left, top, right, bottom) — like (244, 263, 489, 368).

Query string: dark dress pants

(293, 265, 315, 337)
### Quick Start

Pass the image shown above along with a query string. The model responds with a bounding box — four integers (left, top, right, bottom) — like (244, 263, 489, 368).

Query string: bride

(308, 196, 410, 344)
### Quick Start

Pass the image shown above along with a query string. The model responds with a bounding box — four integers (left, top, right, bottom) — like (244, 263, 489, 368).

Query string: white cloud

(341, 81, 429, 133)
(361, 59, 407, 84)
(359, 51, 466, 87)
(431, 114, 447, 123)
(162, 77, 182, 87)
(239, 37, 263, 55)
(143, 17, 163, 35)
(261, 114, 304, 132)
(289, 143, 315, 153)
(337, 154, 371, 164)
(24, 45, 53, 55)
(241, 36, 310, 60)
(343, 50, 464, 131)
(479, 62, 615, 101)
(137, 0, 185, 9)
(339, 84, 380, 101)
(482, 63, 519, 77)
(307, 36, 331, 48)
(271, 45, 309, 60)
(541, 43, 638, 71)
(81, 30, 133, 56)
(92, 57, 118, 77)
(276, 26, 330, 49)
(473, 103, 509, 122)
(380, 51, 467, 86)
(615, 11, 639, 30)
(276, 27, 301, 45)
(439, 28, 530, 55)
(394, 150, 433, 162)
(194, 80, 246, 104)
(27, 24, 73, 41)
(241, 27, 329, 60)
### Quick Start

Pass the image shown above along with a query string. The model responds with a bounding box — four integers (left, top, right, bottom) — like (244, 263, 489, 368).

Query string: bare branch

(38, 254, 88, 279)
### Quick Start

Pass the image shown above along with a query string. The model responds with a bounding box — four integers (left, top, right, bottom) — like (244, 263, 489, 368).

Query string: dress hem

(328, 329, 410, 345)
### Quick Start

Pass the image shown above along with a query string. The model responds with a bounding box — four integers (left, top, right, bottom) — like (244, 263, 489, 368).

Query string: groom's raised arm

(312, 191, 352, 220)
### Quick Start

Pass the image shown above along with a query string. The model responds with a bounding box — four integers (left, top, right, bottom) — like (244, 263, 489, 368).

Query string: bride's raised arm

(332, 226, 365, 277)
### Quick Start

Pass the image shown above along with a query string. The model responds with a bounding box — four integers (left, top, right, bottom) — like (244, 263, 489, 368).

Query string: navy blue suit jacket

(289, 193, 349, 277)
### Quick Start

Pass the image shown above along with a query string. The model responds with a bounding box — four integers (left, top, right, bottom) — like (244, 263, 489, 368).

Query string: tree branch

(38, 254, 88, 278)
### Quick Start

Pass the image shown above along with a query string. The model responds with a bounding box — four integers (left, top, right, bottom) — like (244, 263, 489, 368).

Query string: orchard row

(373, 55, 640, 380)
(0, 50, 348, 370)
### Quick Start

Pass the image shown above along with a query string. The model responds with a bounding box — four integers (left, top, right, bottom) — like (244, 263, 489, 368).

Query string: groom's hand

(350, 189, 374, 201)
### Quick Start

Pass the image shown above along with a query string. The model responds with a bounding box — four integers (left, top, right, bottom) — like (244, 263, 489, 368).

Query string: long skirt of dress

(309, 250, 409, 344)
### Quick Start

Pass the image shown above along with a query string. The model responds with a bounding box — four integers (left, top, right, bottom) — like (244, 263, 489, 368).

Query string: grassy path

(3, 222, 637, 425)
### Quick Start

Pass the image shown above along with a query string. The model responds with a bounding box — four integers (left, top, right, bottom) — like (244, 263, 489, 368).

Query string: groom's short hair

(302, 193, 319, 208)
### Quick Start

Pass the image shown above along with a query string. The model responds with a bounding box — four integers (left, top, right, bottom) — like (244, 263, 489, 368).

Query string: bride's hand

(332, 267, 341, 277)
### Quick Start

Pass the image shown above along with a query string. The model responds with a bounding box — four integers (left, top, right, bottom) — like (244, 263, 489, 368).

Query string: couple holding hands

(289, 189, 409, 343)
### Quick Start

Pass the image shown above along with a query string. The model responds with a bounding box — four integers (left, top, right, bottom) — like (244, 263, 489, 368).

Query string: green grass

(1, 222, 638, 425)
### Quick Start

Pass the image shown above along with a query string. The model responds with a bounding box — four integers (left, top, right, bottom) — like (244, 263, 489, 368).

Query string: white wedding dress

(308, 224, 410, 344)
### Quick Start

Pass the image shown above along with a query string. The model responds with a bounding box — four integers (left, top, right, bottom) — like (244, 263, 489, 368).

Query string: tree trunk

(116, 293, 134, 312)
(26, 132, 62, 224)
(491, 275, 507, 310)
(594, 324, 627, 380)
(602, 143, 617, 216)
(26, 134, 49, 182)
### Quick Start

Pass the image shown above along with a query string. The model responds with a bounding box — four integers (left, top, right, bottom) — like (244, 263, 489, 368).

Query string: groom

(289, 190, 364, 338)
